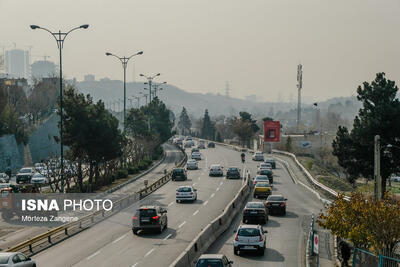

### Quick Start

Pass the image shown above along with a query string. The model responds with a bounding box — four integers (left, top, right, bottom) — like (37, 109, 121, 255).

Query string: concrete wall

(28, 114, 63, 163)
(0, 134, 23, 172)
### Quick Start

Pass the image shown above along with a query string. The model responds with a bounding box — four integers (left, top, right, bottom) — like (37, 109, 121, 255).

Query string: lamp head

(139, 74, 144, 77)
(137, 51, 143, 55)
(105, 52, 112, 56)
(80, 24, 89, 29)
(30, 25, 40, 30)
(156, 73, 161, 76)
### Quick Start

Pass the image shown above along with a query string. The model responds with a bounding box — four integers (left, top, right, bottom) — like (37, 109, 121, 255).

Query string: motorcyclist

(241, 153, 245, 163)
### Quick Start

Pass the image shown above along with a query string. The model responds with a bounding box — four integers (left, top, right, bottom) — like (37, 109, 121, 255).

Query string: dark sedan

(171, 168, 187, 181)
(226, 167, 241, 179)
(242, 201, 268, 224)
(259, 169, 273, 184)
(264, 158, 276, 169)
(265, 195, 287, 215)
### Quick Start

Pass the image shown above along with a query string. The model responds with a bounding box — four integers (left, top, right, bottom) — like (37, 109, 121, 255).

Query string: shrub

(128, 165, 139, 174)
(116, 169, 128, 179)
(138, 160, 149, 170)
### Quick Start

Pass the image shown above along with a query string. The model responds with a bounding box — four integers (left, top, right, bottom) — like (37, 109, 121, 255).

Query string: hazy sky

(1, 0, 399, 101)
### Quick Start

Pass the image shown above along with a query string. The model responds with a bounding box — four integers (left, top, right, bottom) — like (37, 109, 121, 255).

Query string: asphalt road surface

(206, 155, 325, 267)
(33, 144, 246, 267)
(0, 143, 182, 251)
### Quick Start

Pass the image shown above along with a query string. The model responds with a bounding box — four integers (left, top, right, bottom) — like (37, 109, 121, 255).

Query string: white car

(176, 186, 197, 202)
(0, 252, 36, 267)
(252, 151, 264, 161)
(30, 173, 49, 184)
(209, 164, 224, 177)
(191, 152, 201, 160)
(186, 159, 199, 170)
(233, 224, 267, 256)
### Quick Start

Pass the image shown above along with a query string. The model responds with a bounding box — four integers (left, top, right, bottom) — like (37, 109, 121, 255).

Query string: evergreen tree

(201, 109, 216, 140)
(177, 107, 192, 135)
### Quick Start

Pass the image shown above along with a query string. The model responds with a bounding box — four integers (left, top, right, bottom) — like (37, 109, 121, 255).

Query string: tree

(285, 136, 292, 152)
(0, 104, 28, 144)
(232, 111, 259, 147)
(62, 86, 124, 192)
(177, 107, 191, 135)
(28, 78, 58, 123)
(143, 97, 173, 143)
(332, 73, 400, 197)
(262, 117, 273, 122)
(200, 109, 216, 140)
(318, 193, 400, 255)
(216, 132, 223, 142)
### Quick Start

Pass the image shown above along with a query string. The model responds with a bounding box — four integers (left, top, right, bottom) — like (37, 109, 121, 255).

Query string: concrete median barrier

(170, 173, 250, 267)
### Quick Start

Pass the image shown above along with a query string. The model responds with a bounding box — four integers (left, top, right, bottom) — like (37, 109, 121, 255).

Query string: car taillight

(259, 234, 263, 242)
(265, 202, 270, 206)
(281, 202, 286, 207)
(132, 216, 138, 220)
(176, 192, 179, 195)
(190, 192, 193, 195)
(234, 234, 239, 241)
(254, 181, 257, 185)
(152, 216, 159, 220)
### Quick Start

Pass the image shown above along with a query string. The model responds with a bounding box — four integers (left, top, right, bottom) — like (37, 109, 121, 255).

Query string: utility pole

(374, 135, 382, 200)
(297, 64, 303, 132)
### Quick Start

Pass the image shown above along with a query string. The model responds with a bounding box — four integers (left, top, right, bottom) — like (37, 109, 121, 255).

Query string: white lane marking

(219, 181, 223, 186)
(145, 248, 155, 257)
(178, 221, 186, 228)
(193, 210, 199, 216)
(164, 233, 172, 240)
(131, 263, 138, 267)
(86, 250, 100, 260)
(210, 193, 215, 198)
(193, 183, 196, 186)
(199, 177, 202, 180)
(216, 187, 220, 191)
(168, 202, 174, 207)
(203, 200, 209, 206)
(112, 234, 127, 244)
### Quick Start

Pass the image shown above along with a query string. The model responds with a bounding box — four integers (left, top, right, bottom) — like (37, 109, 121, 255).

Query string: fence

(352, 248, 400, 267)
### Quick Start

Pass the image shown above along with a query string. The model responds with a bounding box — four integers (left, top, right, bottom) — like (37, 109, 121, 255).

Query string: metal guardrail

(7, 144, 187, 255)
(272, 149, 350, 202)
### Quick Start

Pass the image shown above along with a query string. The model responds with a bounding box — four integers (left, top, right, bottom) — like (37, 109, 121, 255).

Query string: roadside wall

(0, 134, 23, 172)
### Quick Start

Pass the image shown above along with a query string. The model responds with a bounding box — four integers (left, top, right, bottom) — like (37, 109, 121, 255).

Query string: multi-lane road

(27, 143, 326, 267)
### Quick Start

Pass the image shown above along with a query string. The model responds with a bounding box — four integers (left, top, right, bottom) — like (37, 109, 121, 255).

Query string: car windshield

(238, 228, 261, 236)
(256, 182, 269, 187)
(139, 209, 157, 217)
(268, 196, 284, 201)
(228, 168, 238, 171)
(20, 168, 31, 173)
(178, 187, 192, 192)
(0, 255, 9, 264)
(188, 160, 196, 163)
(255, 176, 268, 181)
(211, 165, 221, 169)
(246, 202, 264, 208)
(260, 170, 270, 174)
(196, 259, 223, 267)
(0, 184, 10, 189)
(32, 174, 43, 178)
(173, 169, 184, 173)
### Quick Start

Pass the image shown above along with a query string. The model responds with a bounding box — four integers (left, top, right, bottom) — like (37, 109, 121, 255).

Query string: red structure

(264, 121, 280, 142)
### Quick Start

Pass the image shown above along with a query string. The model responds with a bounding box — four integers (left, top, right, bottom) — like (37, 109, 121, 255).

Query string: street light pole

(375, 135, 382, 200)
(140, 73, 160, 103)
(30, 24, 89, 193)
(153, 81, 167, 98)
(105, 51, 143, 133)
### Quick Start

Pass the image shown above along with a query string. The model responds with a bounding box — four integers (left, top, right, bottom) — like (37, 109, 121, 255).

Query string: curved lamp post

(30, 24, 89, 193)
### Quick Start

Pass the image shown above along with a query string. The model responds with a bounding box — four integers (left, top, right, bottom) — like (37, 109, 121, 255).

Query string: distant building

(84, 74, 95, 82)
(31, 60, 56, 79)
(5, 49, 30, 79)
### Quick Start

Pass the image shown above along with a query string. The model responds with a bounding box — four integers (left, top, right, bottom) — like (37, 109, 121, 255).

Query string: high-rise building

(5, 49, 30, 79)
(31, 60, 56, 79)
(84, 74, 95, 82)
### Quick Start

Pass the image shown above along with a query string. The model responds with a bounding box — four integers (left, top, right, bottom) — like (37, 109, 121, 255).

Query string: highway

(206, 154, 325, 267)
(33, 144, 245, 267)
(0, 143, 182, 252)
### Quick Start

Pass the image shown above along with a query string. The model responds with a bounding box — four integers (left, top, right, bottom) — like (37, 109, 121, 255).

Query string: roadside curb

(104, 148, 168, 194)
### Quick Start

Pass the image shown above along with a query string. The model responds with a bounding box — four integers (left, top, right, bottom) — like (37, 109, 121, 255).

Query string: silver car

(186, 159, 199, 170)
(0, 252, 36, 267)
